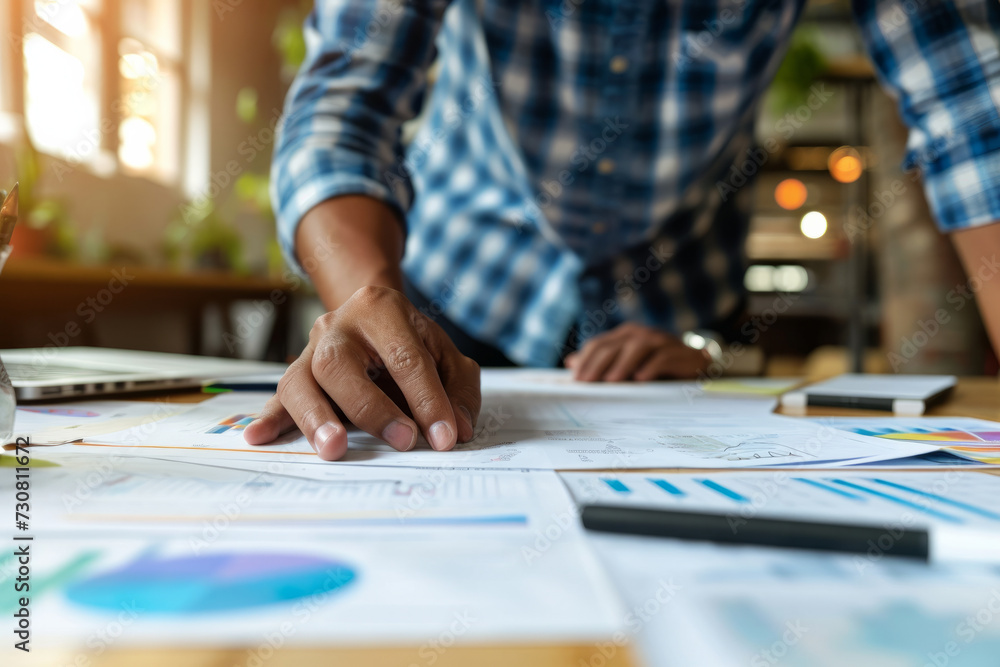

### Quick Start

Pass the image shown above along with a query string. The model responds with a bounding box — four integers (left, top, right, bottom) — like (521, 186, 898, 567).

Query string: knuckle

(350, 284, 400, 310)
(309, 312, 338, 344)
(463, 355, 481, 377)
(383, 341, 423, 375)
(275, 360, 306, 397)
(311, 340, 349, 379)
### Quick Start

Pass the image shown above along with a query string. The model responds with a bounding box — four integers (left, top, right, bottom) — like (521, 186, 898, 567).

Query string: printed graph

(66, 552, 356, 614)
(593, 475, 1000, 525)
(842, 425, 1000, 464)
(205, 413, 256, 434)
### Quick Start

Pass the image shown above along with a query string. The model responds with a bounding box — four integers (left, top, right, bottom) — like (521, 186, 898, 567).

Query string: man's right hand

(243, 285, 482, 461)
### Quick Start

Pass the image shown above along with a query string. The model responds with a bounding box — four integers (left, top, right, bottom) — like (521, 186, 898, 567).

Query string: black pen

(581, 504, 931, 560)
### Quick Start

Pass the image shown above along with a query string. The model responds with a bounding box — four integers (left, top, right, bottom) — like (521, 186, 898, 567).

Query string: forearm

(952, 223, 1000, 362)
(295, 195, 405, 311)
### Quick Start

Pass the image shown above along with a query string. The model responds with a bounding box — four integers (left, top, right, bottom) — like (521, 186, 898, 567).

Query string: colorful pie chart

(65, 552, 356, 614)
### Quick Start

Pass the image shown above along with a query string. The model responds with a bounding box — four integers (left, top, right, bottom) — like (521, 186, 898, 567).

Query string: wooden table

(0, 258, 296, 360)
(46, 376, 1000, 666)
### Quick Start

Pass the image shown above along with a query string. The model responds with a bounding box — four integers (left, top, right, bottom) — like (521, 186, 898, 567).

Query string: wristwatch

(682, 329, 726, 366)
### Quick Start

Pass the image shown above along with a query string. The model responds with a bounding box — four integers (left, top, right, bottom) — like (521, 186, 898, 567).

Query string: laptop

(1, 347, 286, 400)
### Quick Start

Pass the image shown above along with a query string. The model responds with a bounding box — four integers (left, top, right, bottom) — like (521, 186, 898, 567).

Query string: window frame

(4, 0, 197, 189)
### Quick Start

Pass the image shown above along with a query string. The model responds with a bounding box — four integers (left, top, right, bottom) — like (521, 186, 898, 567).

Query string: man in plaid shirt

(245, 1, 1000, 461)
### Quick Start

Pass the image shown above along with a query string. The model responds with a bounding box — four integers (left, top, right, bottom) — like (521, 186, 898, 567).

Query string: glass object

(0, 357, 14, 445)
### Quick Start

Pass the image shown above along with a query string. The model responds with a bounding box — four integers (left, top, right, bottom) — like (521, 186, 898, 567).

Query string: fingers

(571, 323, 711, 382)
(573, 339, 619, 381)
(250, 358, 350, 461)
(603, 339, 656, 382)
(363, 314, 459, 452)
(310, 339, 420, 452)
(243, 396, 295, 444)
(634, 346, 710, 381)
(424, 320, 481, 443)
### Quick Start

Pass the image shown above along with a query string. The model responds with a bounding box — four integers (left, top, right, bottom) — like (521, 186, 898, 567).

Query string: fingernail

(429, 421, 454, 451)
(383, 420, 415, 451)
(315, 422, 339, 457)
(458, 405, 474, 430)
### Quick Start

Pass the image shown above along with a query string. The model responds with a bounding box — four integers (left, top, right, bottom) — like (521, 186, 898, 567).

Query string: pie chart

(65, 552, 356, 614)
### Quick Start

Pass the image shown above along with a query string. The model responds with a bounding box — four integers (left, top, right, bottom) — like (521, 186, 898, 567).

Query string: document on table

(5, 400, 191, 446)
(585, 533, 1000, 667)
(562, 471, 1000, 561)
(811, 416, 1000, 465)
(31, 456, 562, 533)
(66, 373, 936, 468)
(8, 461, 624, 652)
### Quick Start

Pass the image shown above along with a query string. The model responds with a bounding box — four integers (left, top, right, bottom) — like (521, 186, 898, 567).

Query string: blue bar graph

(794, 477, 865, 500)
(697, 479, 748, 503)
(648, 478, 684, 496)
(830, 479, 963, 524)
(602, 478, 631, 494)
(871, 479, 1000, 521)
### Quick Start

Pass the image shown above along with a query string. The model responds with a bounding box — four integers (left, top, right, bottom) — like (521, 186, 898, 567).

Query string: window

(4, 0, 198, 186)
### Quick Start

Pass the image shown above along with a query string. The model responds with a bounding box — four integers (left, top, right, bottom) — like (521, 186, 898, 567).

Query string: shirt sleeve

(853, 0, 1000, 231)
(270, 0, 451, 274)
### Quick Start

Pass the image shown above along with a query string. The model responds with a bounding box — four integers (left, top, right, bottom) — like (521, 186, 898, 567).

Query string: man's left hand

(565, 322, 710, 382)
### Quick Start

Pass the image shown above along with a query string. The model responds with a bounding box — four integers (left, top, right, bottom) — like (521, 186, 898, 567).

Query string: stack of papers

(13, 370, 946, 470)
(8, 368, 1000, 664)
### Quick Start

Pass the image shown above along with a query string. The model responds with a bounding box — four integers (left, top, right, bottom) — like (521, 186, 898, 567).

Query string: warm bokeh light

(23, 33, 100, 161)
(829, 146, 863, 184)
(744, 265, 810, 292)
(774, 178, 808, 210)
(35, 0, 89, 37)
(119, 117, 157, 169)
(800, 211, 828, 239)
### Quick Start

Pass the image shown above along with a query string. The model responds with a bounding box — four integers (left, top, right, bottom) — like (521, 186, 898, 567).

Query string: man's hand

(243, 286, 481, 461)
(565, 322, 710, 382)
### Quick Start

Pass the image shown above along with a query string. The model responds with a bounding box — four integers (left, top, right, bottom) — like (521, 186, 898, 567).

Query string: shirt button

(592, 221, 607, 233)
(597, 158, 616, 174)
(609, 55, 629, 73)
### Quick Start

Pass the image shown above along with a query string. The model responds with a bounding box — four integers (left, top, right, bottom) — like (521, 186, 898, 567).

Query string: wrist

(296, 195, 406, 310)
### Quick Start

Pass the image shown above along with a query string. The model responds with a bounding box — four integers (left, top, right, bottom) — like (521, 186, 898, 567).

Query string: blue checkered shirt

(272, 0, 1000, 366)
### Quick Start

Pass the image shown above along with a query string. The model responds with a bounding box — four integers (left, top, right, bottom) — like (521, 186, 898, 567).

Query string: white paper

(7, 400, 191, 446)
(4, 461, 625, 653)
(77, 387, 935, 470)
(585, 533, 1000, 667)
(31, 456, 564, 535)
